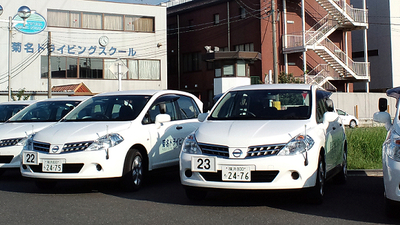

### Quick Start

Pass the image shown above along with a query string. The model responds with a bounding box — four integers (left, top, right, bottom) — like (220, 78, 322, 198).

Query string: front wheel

(307, 154, 325, 204)
(121, 149, 144, 192)
(349, 120, 357, 128)
(333, 150, 347, 184)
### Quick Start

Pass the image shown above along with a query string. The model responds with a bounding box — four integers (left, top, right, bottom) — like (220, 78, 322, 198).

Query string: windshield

(63, 95, 151, 122)
(0, 104, 29, 122)
(209, 89, 311, 120)
(9, 100, 82, 122)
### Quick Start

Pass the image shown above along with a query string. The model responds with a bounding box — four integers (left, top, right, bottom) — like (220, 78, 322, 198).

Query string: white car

(0, 100, 36, 124)
(373, 87, 400, 216)
(21, 90, 203, 191)
(0, 96, 87, 176)
(336, 108, 358, 128)
(180, 84, 347, 203)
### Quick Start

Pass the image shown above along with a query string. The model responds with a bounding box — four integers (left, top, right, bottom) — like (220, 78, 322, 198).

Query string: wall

(331, 92, 397, 125)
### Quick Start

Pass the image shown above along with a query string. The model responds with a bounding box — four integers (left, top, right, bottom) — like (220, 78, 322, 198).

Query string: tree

(278, 72, 302, 84)
(12, 88, 31, 101)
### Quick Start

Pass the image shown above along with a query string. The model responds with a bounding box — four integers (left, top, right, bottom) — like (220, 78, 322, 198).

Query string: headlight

(181, 132, 202, 154)
(86, 133, 124, 151)
(387, 131, 400, 161)
(278, 134, 314, 156)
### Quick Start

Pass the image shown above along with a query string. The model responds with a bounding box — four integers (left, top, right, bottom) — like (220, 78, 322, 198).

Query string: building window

(240, 8, 246, 19)
(82, 12, 102, 30)
(234, 43, 254, 51)
(214, 14, 220, 25)
(48, 9, 154, 32)
(41, 56, 160, 80)
(104, 14, 123, 31)
(182, 52, 201, 72)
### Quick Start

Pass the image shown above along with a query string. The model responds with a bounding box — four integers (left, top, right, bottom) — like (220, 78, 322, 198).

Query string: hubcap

(318, 160, 325, 196)
(131, 155, 142, 185)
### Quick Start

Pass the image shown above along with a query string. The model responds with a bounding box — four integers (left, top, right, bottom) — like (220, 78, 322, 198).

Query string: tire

(185, 187, 207, 201)
(35, 180, 57, 190)
(333, 150, 347, 184)
(121, 149, 144, 192)
(307, 154, 325, 204)
(349, 120, 357, 128)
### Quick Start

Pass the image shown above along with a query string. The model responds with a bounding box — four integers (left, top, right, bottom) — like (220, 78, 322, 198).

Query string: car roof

(35, 96, 91, 102)
(387, 87, 400, 99)
(0, 100, 37, 105)
(94, 89, 197, 98)
(227, 84, 314, 92)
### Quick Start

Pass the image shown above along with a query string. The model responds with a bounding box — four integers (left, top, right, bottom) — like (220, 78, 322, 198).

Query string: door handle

(176, 126, 183, 130)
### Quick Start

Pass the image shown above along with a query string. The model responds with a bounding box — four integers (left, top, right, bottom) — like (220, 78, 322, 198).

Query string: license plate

(22, 151, 38, 165)
(222, 165, 251, 181)
(42, 159, 64, 173)
(191, 156, 217, 172)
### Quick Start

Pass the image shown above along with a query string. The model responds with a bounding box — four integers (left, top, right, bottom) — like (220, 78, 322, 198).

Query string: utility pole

(271, 0, 278, 83)
(47, 31, 52, 98)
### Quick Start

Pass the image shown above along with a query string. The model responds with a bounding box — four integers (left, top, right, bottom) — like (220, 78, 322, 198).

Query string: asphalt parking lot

(0, 168, 398, 225)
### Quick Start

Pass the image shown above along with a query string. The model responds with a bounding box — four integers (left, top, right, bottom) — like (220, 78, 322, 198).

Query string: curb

(348, 169, 383, 177)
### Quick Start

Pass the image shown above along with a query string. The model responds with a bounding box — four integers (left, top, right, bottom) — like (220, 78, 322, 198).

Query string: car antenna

(105, 125, 109, 160)
(303, 125, 308, 166)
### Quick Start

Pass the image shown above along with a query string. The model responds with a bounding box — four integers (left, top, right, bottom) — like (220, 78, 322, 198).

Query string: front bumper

(20, 149, 126, 180)
(180, 151, 319, 190)
(0, 145, 24, 168)
(383, 154, 400, 202)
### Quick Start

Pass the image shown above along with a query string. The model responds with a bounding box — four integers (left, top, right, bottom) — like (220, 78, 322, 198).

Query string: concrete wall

(331, 92, 397, 126)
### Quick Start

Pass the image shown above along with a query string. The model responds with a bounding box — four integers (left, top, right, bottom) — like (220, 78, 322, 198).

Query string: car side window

(142, 95, 178, 124)
(176, 95, 200, 119)
(316, 98, 328, 124)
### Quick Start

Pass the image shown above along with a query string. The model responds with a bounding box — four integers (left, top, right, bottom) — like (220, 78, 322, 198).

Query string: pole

(8, 16, 12, 101)
(272, 0, 278, 83)
(227, 1, 230, 50)
(47, 31, 52, 98)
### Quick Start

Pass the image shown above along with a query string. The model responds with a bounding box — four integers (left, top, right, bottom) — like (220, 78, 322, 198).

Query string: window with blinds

(47, 9, 154, 32)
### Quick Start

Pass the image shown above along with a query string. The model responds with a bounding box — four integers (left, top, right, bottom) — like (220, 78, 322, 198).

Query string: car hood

(0, 122, 55, 139)
(33, 122, 132, 144)
(195, 120, 312, 147)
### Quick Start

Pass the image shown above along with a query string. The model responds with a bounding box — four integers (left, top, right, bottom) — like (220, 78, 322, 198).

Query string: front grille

(198, 143, 229, 157)
(0, 155, 13, 163)
(200, 171, 279, 182)
(0, 138, 23, 147)
(63, 141, 93, 152)
(33, 141, 50, 152)
(247, 144, 285, 157)
(29, 163, 84, 173)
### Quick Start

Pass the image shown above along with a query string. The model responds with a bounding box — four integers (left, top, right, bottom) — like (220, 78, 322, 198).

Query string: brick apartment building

(167, 0, 369, 109)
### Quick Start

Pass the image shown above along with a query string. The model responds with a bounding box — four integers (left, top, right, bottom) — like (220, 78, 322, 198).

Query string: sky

(98, 0, 167, 6)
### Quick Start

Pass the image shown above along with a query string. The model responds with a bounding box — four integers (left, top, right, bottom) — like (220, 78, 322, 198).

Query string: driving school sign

(13, 12, 46, 34)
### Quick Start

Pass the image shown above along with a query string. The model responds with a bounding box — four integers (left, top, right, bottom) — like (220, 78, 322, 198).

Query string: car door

(145, 94, 201, 169)
(317, 93, 341, 172)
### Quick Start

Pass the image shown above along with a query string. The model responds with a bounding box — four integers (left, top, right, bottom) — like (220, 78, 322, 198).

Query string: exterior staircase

(283, 0, 369, 90)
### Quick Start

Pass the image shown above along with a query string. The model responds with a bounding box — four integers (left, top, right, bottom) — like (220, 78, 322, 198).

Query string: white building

(351, 0, 399, 92)
(0, 0, 167, 101)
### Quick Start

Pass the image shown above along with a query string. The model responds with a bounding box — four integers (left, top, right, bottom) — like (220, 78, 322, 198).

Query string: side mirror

(379, 98, 387, 112)
(326, 99, 334, 112)
(323, 111, 338, 123)
(155, 114, 171, 129)
(198, 113, 209, 122)
(373, 111, 392, 131)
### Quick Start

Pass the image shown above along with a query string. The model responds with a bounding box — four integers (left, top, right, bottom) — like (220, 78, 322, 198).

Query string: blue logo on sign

(14, 12, 47, 35)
